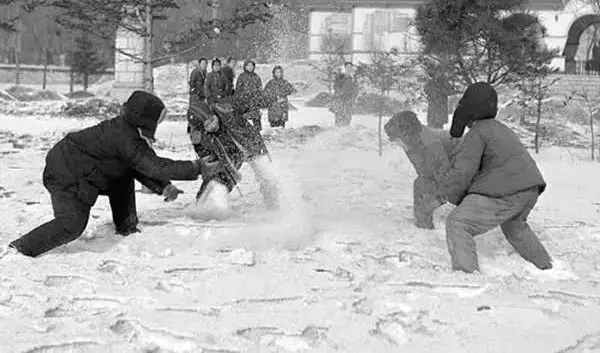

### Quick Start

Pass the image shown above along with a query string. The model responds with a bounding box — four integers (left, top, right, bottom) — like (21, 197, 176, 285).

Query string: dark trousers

(11, 178, 138, 257)
(413, 176, 442, 229)
(445, 188, 552, 273)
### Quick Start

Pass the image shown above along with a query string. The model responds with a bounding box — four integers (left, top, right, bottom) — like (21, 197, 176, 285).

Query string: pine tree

(70, 33, 106, 91)
(356, 48, 412, 156)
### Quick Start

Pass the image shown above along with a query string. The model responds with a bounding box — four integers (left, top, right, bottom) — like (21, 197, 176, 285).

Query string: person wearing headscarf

(264, 65, 295, 128)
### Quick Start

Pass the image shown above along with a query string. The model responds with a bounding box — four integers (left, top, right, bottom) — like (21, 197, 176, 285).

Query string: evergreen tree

(70, 33, 106, 91)
(356, 48, 412, 156)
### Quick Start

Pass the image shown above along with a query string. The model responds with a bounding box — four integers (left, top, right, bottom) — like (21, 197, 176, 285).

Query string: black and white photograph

(1, 0, 600, 351)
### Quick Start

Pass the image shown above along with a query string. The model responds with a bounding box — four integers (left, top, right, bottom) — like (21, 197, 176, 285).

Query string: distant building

(303, 0, 600, 74)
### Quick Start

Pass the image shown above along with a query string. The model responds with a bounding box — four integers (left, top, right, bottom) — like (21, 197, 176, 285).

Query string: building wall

(307, 0, 599, 73)
(113, 25, 145, 101)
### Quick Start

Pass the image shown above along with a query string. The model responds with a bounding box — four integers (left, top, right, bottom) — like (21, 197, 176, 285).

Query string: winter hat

(272, 65, 283, 77)
(450, 82, 498, 138)
(121, 90, 165, 141)
(384, 111, 423, 141)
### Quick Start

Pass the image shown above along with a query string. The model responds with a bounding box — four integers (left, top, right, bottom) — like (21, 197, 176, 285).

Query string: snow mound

(262, 125, 326, 147)
(6, 86, 67, 101)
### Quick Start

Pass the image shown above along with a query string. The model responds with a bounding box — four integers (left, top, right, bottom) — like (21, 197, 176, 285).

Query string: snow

(1, 105, 600, 353)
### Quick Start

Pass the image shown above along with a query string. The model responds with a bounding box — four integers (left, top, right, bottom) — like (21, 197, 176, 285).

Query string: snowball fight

(1, 0, 600, 351)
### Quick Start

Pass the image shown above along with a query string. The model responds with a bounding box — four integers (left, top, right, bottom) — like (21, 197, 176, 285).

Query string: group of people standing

(188, 57, 295, 130)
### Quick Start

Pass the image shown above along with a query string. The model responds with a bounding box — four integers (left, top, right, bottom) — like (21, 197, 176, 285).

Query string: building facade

(304, 0, 600, 74)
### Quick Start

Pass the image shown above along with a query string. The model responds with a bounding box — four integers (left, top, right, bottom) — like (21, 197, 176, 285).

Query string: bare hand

(204, 115, 220, 132)
(162, 184, 184, 202)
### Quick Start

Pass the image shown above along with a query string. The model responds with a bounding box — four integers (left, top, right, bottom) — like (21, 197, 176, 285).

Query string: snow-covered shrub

(6, 86, 65, 101)
(62, 98, 121, 119)
(66, 90, 96, 100)
(354, 92, 404, 115)
(305, 92, 332, 108)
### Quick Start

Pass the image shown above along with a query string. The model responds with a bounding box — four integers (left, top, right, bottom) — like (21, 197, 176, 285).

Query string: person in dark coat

(235, 59, 263, 131)
(189, 57, 208, 105)
(330, 62, 359, 127)
(384, 111, 460, 229)
(264, 65, 295, 128)
(221, 57, 236, 96)
(205, 59, 230, 105)
(438, 82, 553, 273)
(3, 91, 206, 259)
(187, 89, 279, 218)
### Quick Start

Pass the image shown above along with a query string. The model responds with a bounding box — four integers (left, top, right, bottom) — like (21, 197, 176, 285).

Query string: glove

(204, 115, 220, 133)
(195, 156, 221, 177)
(162, 184, 183, 202)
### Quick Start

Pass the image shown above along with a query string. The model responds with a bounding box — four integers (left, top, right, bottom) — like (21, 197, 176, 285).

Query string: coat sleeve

(119, 135, 199, 182)
(235, 74, 243, 92)
(132, 171, 170, 195)
(436, 130, 485, 205)
(286, 80, 295, 95)
(189, 70, 197, 93)
(256, 76, 263, 91)
(204, 74, 210, 99)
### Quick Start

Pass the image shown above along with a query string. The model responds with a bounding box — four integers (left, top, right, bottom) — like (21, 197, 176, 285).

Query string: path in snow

(1, 109, 600, 353)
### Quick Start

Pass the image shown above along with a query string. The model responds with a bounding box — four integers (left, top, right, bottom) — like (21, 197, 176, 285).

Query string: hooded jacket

(264, 66, 295, 102)
(43, 90, 199, 205)
(439, 82, 546, 204)
(385, 111, 458, 191)
(205, 61, 230, 103)
(189, 67, 207, 99)
(235, 60, 263, 97)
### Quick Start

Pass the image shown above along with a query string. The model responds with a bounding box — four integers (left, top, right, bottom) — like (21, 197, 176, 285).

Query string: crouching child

(438, 82, 553, 273)
(186, 90, 281, 219)
(384, 111, 459, 229)
(1, 91, 207, 259)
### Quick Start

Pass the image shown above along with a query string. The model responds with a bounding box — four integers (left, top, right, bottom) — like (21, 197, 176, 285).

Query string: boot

(195, 180, 231, 220)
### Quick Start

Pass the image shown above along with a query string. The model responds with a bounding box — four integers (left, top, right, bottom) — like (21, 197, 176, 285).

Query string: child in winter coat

(189, 57, 208, 105)
(235, 60, 263, 131)
(439, 82, 553, 273)
(330, 62, 359, 127)
(384, 111, 459, 229)
(264, 65, 295, 128)
(205, 59, 231, 105)
(2, 91, 207, 259)
(187, 89, 280, 219)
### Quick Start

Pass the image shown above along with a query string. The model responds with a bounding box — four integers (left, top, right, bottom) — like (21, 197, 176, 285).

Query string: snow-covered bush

(6, 86, 65, 101)
(62, 98, 121, 119)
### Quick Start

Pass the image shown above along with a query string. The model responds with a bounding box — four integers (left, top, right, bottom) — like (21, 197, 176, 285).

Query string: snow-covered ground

(1, 107, 600, 353)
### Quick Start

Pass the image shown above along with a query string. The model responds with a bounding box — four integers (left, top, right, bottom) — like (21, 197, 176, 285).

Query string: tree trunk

(143, 0, 154, 92)
(591, 107, 595, 161)
(42, 48, 49, 90)
(14, 15, 22, 86)
(425, 80, 448, 128)
(69, 67, 74, 94)
(534, 96, 542, 154)
(211, 0, 219, 56)
(378, 89, 385, 157)
(83, 73, 89, 92)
